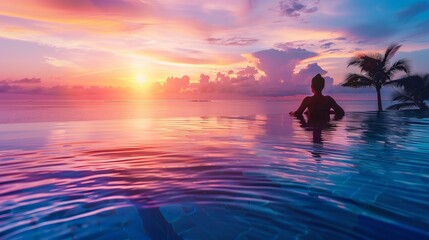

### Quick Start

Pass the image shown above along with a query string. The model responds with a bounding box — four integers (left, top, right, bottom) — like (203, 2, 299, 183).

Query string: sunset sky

(1, 0, 429, 99)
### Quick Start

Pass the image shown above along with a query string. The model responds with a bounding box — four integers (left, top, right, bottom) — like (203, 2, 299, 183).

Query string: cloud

(251, 48, 317, 84)
(0, 80, 131, 98)
(2, 0, 151, 20)
(44, 56, 80, 68)
(320, 42, 334, 49)
(206, 37, 259, 46)
(199, 74, 210, 85)
(0, 60, 358, 99)
(323, 48, 344, 54)
(247, 62, 334, 96)
(138, 49, 241, 65)
(184, 49, 334, 97)
(0, 1, 251, 59)
(164, 75, 190, 93)
(275, 37, 346, 51)
(333, 37, 347, 41)
(277, 0, 319, 17)
(246, 49, 344, 96)
(293, 63, 327, 86)
(236, 66, 259, 76)
(196, 69, 259, 95)
(397, 1, 429, 21)
(0, 1, 152, 34)
(274, 40, 314, 50)
(0, 78, 41, 84)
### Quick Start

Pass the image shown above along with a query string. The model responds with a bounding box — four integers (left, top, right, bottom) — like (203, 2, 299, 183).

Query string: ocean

(0, 100, 428, 239)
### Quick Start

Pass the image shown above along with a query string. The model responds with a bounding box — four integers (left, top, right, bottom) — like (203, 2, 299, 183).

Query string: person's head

(311, 74, 325, 94)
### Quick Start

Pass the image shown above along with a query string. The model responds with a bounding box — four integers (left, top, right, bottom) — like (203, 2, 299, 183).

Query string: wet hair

(311, 74, 325, 92)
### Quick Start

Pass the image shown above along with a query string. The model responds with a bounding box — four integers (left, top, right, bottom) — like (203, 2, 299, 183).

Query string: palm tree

(341, 44, 410, 111)
(387, 74, 429, 110)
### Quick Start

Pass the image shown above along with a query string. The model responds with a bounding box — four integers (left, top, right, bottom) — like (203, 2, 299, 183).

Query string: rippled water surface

(1, 102, 429, 240)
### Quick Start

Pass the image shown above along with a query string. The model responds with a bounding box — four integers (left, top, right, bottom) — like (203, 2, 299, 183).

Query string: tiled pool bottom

(0, 111, 428, 239)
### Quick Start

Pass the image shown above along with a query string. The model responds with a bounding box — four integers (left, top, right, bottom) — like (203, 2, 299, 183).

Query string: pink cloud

(199, 74, 210, 85)
(190, 48, 338, 97)
(138, 49, 241, 65)
(251, 48, 317, 84)
(1, 0, 151, 18)
(237, 66, 259, 76)
(207, 37, 259, 46)
(164, 75, 190, 93)
(277, 0, 319, 17)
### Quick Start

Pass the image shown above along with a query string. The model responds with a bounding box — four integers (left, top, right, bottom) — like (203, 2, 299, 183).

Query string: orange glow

(136, 73, 147, 85)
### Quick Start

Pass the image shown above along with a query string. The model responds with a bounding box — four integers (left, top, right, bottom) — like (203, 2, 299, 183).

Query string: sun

(136, 73, 147, 84)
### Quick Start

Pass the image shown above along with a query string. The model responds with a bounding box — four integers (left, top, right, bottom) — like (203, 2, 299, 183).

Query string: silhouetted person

(289, 74, 344, 125)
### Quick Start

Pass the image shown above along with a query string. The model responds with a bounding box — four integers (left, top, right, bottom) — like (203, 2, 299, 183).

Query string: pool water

(1, 110, 428, 239)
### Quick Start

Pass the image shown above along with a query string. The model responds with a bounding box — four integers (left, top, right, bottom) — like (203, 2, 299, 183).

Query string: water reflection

(0, 112, 428, 240)
(288, 113, 345, 161)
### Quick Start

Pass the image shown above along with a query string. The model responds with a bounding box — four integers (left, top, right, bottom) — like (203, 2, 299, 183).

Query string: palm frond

(388, 75, 429, 97)
(383, 44, 401, 64)
(367, 52, 383, 61)
(387, 59, 410, 77)
(391, 90, 414, 102)
(347, 54, 382, 74)
(359, 55, 382, 74)
(387, 75, 415, 87)
(387, 102, 417, 110)
(347, 56, 362, 68)
(341, 73, 374, 88)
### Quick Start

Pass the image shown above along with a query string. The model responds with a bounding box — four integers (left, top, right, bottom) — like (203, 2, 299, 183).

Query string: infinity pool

(1, 109, 428, 239)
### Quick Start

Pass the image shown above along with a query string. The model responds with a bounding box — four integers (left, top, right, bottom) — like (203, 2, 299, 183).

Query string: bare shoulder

(304, 96, 312, 101)
(325, 95, 336, 102)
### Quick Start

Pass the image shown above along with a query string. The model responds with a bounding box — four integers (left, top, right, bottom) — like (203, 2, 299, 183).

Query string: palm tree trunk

(376, 87, 382, 111)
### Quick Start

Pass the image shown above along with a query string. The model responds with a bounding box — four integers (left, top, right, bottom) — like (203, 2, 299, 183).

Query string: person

(289, 74, 344, 125)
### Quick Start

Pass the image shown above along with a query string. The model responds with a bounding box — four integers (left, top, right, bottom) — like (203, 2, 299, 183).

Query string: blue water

(0, 101, 428, 239)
